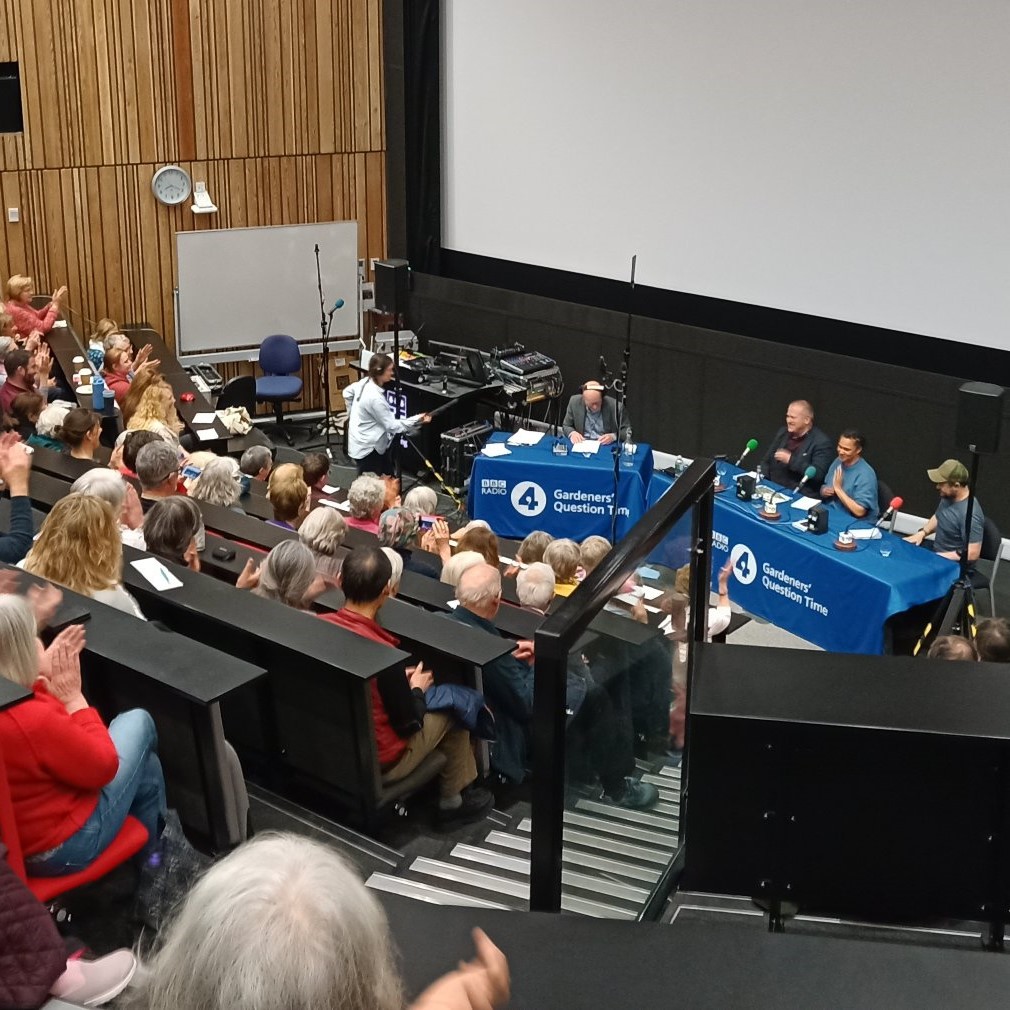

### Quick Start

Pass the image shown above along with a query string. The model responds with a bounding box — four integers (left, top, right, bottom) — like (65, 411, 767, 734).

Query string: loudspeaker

(806, 505, 828, 534)
(955, 381, 1004, 454)
(0, 63, 23, 133)
(735, 474, 755, 501)
(373, 259, 409, 314)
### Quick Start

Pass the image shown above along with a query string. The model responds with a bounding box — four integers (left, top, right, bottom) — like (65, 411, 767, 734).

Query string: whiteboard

(176, 222, 359, 357)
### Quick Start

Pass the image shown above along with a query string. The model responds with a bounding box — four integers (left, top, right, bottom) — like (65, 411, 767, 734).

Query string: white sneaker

(49, 949, 137, 1007)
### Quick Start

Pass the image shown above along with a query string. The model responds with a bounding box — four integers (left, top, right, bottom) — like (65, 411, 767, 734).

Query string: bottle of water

(621, 427, 636, 469)
(91, 372, 105, 411)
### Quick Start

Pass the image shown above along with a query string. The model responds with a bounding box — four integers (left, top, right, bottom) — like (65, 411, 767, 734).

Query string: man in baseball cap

(904, 458, 984, 567)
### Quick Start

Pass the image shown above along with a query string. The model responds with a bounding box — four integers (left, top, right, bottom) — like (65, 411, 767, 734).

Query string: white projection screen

(442, 0, 1010, 351)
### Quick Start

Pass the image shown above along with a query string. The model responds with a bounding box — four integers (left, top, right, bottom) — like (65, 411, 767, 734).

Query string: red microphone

(875, 496, 903, 529)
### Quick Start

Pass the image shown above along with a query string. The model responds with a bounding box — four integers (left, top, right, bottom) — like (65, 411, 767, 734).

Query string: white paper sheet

(570, 440, 601, 455)
(850, 528, 882, 540)
(131, 557, 184, 590)
(195, 428, 219, 442)
(791, 495, 821, 510)
(506, 429, 544, 446)
(638, 585, 664, 601)
(191, 412, 216, 424)
(481, 442, 511, 457)
(319, 498, 351, 512)
(52, 319, 68, 328)
(322, 484, 340, 494)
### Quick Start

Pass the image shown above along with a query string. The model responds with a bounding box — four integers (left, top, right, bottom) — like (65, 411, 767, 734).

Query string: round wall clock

(151, 165, 193, 206)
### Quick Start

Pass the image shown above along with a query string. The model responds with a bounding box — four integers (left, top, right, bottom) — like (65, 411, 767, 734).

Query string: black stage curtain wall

(407, 271, 1010, 533)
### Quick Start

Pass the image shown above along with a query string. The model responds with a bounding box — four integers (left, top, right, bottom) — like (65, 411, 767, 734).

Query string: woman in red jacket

(0, 594, 165, 875)
(3, 275, 67, 340)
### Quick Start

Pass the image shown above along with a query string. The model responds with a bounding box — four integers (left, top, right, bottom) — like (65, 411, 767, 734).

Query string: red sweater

(3, 300, 58, 339)
(102, 370, 131, 404)
(0, 686, 119, 856)
(318, 608, 409, 766)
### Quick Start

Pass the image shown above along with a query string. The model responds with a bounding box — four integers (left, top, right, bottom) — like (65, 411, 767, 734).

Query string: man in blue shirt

(904, 458, 984, 568)
(820, 429, 878, 521)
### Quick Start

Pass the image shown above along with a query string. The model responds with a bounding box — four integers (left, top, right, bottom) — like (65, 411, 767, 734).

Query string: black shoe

(436, 786, 494, 827)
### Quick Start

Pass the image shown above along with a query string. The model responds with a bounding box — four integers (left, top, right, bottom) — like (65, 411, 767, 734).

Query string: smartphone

(419, 515, 439, 530)
(211, 546, 236, 561)
(180, 464, 203, 480)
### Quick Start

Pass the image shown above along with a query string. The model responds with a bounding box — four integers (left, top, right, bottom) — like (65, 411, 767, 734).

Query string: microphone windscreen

(746, 438, 758, 451)
(890, 496, 903, 510)
(804, 466, 816, 478)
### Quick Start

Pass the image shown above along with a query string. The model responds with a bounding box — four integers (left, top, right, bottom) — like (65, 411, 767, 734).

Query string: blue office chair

(255, 334, 307, 445)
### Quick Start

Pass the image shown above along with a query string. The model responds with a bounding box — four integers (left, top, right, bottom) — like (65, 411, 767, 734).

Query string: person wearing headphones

(344, 353, 431, 475)
(561, 380, 630, 445)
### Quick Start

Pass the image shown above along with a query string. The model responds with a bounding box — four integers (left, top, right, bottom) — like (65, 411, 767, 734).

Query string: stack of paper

(481, 442, 511, 458)
(571, 440, 601, 455)
(506, 429, 544, 446)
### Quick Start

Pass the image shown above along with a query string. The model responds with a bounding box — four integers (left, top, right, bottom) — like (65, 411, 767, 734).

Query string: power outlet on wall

(7, 208, 18, 223)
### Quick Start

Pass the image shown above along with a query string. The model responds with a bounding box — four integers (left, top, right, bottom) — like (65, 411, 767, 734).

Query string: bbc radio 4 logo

(511, 481, 547, 517)
(480, 479, 507, 496)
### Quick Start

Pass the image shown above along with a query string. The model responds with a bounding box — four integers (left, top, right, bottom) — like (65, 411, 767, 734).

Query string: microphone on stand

(734, 438, 758, 467)
(793, 465, 817, 493)
(327, 297, 345, 316)
(874, 496, 903, 529)
(599, 356, 611, 384)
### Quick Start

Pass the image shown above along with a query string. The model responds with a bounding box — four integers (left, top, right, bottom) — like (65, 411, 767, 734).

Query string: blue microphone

(328, 297, 345, 314)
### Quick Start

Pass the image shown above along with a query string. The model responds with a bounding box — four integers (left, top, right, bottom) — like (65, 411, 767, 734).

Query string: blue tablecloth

(468, 432, 653, 541)
(649, 467, 956, 655)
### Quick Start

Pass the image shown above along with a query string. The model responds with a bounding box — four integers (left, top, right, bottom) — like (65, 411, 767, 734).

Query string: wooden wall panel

(0, 0, 386, 410)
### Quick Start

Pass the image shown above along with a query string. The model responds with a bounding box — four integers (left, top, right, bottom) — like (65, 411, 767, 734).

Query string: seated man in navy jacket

(448, 563, 657, 808)
(761, 399, 834, 491)
(562, 381, 630, 445)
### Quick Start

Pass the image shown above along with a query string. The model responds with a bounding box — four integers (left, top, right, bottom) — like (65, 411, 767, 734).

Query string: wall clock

(151, 164, 193, 206)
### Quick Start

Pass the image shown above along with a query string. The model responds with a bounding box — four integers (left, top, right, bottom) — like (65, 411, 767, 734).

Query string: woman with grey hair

(252, 540, 327, 611)
(345, 473, 386, 534)
(121, 832, 508, 1010)
(70, 467, 146, 550)
(143, 496, 203, 571)
(34, 402, 70, 447)
(190, 456, 245, 511)
(380, 546, 403, 596)
(298, 506, 347, 583)
(402, 484, 438, 516)
(515, 562, 556, 614)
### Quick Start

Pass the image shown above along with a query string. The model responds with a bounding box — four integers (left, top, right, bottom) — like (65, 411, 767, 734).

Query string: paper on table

(481, 442, 511, 458)
(322, 484, 340, 494)
(446, 599, 460, 609)
(52, 319, 68, 328)
(319, 498, 351, 512)
(638, 585, 664, 601)
(571, 440, 601, 455)
(637, 566, 661, 580)
(131, 557, 184, 590)
(850, 528, 882, 540)
(791, 495, 821, 510)
(191, 412, 216, 424)
(507, 429, 544, 446)
(195, 428, 218, 442)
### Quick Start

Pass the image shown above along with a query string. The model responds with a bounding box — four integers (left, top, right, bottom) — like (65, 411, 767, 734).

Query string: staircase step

(365, 873, 509, 909)
(477, 834, 662, 884)
(574, 799, 679, 832)
(517, 814, 678, 850)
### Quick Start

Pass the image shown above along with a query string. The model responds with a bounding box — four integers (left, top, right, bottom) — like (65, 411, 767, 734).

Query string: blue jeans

(27, 709, 166, 876)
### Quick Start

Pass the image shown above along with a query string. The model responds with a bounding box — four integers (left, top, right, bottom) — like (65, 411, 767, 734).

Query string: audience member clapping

(0, 433, 34, 563)
(24, 495, 146, 618)
(976, 618, 1010, 663)
(101, 341, 157, 404)
(298, 506, 347, 584)
(251, 540, 327, 611)
(57, 407, 103, 461)
(120, 833, 508, 1010)
(926, 634, 979, 661)
(70, 467, 146, 550)
(3, 274, 66, 339)
(346, 473, 386, 534)
(543, 538, 581, 596)
(0, 346, 52, 415)
(143, 496, 203, 571)
(191, 456, 245, 511)
(440, 550, 485, 589)
(267, 462, 310, 530)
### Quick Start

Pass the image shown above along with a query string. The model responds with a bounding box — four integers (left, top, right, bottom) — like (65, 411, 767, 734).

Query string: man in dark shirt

(0, 347, 49, 417)
(761, 399, 834, 492)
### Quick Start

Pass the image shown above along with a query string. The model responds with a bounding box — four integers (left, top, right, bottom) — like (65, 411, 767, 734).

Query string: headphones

(580, 381, 606, 393)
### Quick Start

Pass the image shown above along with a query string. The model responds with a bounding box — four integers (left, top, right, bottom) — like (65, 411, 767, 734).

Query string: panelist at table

(761, 399, 834, 492)
(820, 428, 878, 521)
(562, 380, 630, 445)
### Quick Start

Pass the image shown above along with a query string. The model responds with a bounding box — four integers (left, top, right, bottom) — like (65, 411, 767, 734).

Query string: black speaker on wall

(955, 381, 1004, 454)
(0, 63, 24, 133)
(373, 259, 409, 314)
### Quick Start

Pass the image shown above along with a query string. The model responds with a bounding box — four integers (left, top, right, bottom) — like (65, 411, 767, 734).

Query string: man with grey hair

(449, 564, 657, 808)
(135, 441, 181, 510)
(239, 444, 273, 482)
(70, 467, 146, 549)
(515, 562, 556, 614)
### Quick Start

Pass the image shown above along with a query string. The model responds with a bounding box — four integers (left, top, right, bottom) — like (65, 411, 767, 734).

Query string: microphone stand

(610, 255, 636, 544)
(306, 244, 338, 457)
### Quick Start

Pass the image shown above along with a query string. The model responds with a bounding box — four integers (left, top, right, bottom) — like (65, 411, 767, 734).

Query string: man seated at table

(904, 458, 984, 568)
(820, 429, 878, 521)
(319, 546, 494, 825)
(451, 563, 658, 808)
(761, 399, 834, 491)
(562, 380, 630, 445)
